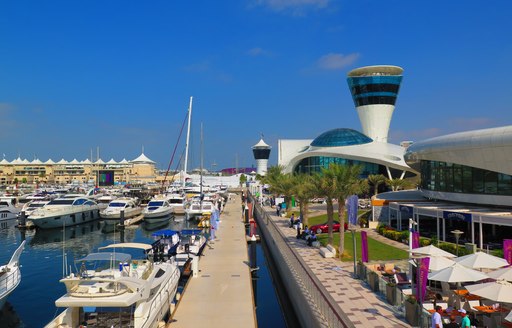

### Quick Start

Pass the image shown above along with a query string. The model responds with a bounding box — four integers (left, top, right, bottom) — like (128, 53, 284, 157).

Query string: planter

(357, 262, 366, 280)
(368, 271, 379, 292)
(405, 301, 419, 326)
(386, 284, 397, 305)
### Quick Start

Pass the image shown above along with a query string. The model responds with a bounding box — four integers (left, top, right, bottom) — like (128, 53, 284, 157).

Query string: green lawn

(304, 210, 370, 227)
(316, 231, 409, 262)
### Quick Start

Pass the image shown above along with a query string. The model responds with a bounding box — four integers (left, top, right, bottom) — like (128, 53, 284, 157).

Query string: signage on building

(98, 170, 115, 186)
(442, 211, 472, 223)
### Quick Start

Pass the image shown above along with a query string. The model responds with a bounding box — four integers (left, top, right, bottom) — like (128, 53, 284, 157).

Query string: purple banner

(412, 231, 420, 249)
(416, 257, 430, 302)
(504, 239, 512, 265)
(361, 231, 368, 263)
(346, 195, 359, 226)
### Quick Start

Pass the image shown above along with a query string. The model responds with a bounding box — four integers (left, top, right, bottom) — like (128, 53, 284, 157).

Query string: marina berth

(0, 197, 20, 223)
(142, 197, 173, 221)
(0, 241, 25, 309)
(100, 197, 142, 224)
(27, 195, 100, 229)
(46, 242, 180, 328)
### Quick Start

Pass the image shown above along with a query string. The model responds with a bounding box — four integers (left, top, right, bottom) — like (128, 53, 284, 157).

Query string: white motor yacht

(45, 243, 180, 328)
(100, 198, 141, 224)
(166, 193, 186, 214)
(20, 199, 51, 217)
(184, 199, 215, 220)
(151, 229, 207, 270)
(0, 241, 26, 309)
(28, 195, 100, 229)
(142, 197, 173, 222)
(95, 194, 118, 211)
(0, 197, 20, 223)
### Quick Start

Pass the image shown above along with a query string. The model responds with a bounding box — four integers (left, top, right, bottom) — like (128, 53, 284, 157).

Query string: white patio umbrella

(428, 263, 489, 283)
(505, 310, 512, 323)
(465, 280, 512, 303)
(487, 266, 512, 281)
(454, 251, 509, 270)
(410, 245, 457, 258)
(428, 256, 456, 272)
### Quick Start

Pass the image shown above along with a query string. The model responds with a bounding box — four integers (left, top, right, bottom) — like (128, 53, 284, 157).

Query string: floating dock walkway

(168, 194, 257, 327)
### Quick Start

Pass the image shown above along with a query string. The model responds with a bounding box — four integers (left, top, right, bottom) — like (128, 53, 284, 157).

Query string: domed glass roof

(311, 128, 372, 147)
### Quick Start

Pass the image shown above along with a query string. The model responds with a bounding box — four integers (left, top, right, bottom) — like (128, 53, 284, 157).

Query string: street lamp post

(451, 229, 464, 256)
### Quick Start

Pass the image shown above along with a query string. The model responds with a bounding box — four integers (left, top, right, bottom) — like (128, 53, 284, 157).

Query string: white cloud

(253, 0, 330, 15)
(247, 47, 272, 57)
(317, 53, 359, 70)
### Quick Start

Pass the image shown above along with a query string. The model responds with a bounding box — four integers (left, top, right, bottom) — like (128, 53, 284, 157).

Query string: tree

(263, 165, 295, 215)
(367, 174, 386, 196)
(386, 177, 406, 191)
(312, 168, 339, 246)
(329, 164, 368, 258)
(239, 174, 247, 186)
(290, 173, 316, 227)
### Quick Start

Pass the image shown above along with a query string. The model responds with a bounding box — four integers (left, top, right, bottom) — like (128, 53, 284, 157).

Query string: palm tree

(263, 165, 295, 215)
(290, 173, 316, 227)
(386, 177, 406, 191)
(367, 174, 386, 196)
(330, 164, 369, 258)
(312, 167, 340, 246)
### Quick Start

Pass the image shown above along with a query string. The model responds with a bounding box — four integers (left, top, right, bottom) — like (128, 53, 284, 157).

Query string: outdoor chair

(393, 272, 410, 285)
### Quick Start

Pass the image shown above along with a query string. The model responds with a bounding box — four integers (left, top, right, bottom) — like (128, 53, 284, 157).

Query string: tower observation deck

(252, 138, 271, 176)
(347, 65, 403, 143)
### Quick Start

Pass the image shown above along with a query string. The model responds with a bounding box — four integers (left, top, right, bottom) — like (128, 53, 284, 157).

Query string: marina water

(0, 216, 288, 327)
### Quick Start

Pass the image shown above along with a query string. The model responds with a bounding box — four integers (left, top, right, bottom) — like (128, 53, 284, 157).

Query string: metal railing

(0, 267, 21, 296)
(251, 197, 353, 328)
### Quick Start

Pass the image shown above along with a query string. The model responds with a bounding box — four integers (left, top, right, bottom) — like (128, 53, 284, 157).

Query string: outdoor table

(474, 305, 508, 314)
(453, 289, 482, 301)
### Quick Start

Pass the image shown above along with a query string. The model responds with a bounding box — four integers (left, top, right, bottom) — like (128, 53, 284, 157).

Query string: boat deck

(168, 194, 256, 327)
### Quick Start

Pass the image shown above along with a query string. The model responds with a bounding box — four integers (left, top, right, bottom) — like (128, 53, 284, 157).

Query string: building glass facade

(347, 76, 403, 106)
(293, 156, 380, 177)
(420, 160, 512, 195)
(310, 128, 373, 147)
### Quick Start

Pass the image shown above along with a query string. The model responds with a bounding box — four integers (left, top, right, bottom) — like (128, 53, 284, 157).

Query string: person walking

(432, 305, 443, 328)
(459, 309, 470, 328)
(276, 203, 281, 217)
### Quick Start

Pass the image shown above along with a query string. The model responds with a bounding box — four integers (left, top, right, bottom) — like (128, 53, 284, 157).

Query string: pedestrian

(276, 203, 281, 217)
(296, 222, 301, 239)
(443, 315, 459, 328)
(431, 305, 443, 328)
(289, 213, 295, 228)
(459, 309, 470, 328)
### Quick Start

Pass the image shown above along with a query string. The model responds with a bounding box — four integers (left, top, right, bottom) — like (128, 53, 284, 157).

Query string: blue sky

(1, 0, 511, 171)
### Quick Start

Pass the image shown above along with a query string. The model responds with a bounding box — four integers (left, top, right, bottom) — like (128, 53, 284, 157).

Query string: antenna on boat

(183, 96, 193, 187)
(62, 219, 67, 277)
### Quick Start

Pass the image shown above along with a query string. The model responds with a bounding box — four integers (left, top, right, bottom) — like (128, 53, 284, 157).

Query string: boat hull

(29, 209, 100, 229)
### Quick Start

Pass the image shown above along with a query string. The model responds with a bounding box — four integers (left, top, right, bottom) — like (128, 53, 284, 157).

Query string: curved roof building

(405, 125, 512, 206)
(278, 65, 416, 180)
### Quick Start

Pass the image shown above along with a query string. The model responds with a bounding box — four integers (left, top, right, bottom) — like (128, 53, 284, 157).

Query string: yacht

(100, 198, 141, 224)
(95, 194, 118, 211)
(20, 199, 51, 217)
(166, 193, 186, 214)
(184, 199, 215, 220)
(0, 241, 26, 309)
(28, 195, 100, 229)
(0, 197, 20, 223)
(151, 229, 207, 270)
(142, 197, 173, 222)
(45, 243, 180, 328)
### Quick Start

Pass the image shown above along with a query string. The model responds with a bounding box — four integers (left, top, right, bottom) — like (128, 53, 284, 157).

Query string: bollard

(18, 211, 27, 228)
(119, 210, 125, 226)
(191, 256, 199, 278)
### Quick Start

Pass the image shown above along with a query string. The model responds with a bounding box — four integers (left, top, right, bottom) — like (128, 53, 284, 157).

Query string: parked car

(310, 220, 348, 234)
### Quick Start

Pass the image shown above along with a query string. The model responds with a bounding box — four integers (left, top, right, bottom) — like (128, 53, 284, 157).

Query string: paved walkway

(170, 194, 256, 328)
(264, 206, 411, 327)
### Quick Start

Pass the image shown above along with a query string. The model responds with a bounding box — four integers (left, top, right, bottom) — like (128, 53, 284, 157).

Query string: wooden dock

(168, 194, 257, 327)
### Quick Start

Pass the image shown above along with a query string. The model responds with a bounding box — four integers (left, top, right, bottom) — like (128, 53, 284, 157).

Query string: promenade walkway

(170, 194, 256, 328)
(263, 206, 410, 327)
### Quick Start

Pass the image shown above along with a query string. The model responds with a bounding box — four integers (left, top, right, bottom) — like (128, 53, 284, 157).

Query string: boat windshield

(148, 201, 164, 207)
(109, 202, 127, 207)
(29, 203, 47, 208)
(48, 199, 74, 205)
(169, 199, 183, 204)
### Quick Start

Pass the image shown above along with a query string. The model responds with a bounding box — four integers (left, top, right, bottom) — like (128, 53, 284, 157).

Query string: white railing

(0, 268, 20, 296)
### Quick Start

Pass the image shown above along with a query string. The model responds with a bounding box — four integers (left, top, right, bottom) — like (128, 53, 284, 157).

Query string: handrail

(250, 195, 353, 328)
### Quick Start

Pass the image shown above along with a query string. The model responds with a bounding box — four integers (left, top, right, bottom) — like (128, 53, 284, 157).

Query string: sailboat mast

(200, 122, 203, 198)
(183, 96, 193, 187)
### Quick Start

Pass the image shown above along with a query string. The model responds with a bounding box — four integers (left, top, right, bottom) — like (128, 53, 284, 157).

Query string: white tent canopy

(428, 263, 488, 283)
(410, 245, 457, 258)
(465, 280, 512, 303)
(487, 266, 512, 281)
(454, 251, 509, 270)
(428, 256, 456, 272)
